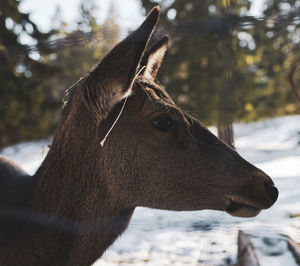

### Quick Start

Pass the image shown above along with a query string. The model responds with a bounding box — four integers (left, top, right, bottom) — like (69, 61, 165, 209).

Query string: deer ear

(140, 36, 169, 80)
(84, 6, 160, 121)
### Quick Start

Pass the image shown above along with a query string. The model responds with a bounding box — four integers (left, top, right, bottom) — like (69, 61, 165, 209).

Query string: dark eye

(153, 115, 173, 131)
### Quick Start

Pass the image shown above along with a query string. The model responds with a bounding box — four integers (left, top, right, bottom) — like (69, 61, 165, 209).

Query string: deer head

(46, 6, 277, 220)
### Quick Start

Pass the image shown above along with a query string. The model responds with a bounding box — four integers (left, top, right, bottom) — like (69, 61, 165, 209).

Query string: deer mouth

(225, 198, 261, 218)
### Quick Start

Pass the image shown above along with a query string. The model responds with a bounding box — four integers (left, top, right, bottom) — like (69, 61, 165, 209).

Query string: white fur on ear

(141, 36, 169, 80)
(144, 45, 168, 79)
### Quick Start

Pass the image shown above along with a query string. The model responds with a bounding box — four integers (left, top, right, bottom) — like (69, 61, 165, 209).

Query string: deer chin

(225, 198, 261, 218)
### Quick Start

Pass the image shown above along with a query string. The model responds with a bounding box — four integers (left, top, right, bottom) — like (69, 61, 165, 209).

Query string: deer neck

(0, 147, 134, 266)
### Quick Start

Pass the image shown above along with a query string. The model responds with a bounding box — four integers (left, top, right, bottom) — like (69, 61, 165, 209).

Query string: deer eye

(153, 115, 173, 131)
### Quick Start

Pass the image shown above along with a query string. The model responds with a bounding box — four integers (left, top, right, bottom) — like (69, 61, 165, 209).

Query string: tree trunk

(217, 122, 234, 148)
(288, 58, 300, 104)
(216, 32, 236, 148)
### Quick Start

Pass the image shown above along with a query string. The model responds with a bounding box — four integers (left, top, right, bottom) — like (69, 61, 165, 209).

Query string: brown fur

(0, 6, 278, 265)
(0, 155, 32, 206)
(0, 156, 33, 253)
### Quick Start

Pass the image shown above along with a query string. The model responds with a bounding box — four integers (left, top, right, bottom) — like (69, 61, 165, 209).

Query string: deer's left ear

(140, 36, 169, 80)
(83, 6, 160, 122)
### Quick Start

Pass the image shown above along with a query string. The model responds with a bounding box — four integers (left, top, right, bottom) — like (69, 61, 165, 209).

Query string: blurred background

(1, 0, 300, 265)
(1, 0, 300, 148)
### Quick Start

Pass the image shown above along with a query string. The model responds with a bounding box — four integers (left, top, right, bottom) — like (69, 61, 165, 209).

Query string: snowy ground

(1, 115, 300, 265)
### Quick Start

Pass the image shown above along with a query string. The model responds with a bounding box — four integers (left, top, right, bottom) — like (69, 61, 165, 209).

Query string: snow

(1, 115, 300, 265)
(1, 139, 51, 175)
(251, 235, 298, 266)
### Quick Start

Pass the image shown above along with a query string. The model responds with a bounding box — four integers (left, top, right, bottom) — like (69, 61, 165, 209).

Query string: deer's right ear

(140, 36, 169, 80)
(84, 6, 160, 122)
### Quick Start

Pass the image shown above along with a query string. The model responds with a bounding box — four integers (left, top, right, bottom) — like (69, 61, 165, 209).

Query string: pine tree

(0, 0, 121, 149)
(253, 0, 300, 114)
(44, 0, 120, 104)
(0, 0, 57, 148)
(140, 0, 257, 146)
(140, 0, 300, 146)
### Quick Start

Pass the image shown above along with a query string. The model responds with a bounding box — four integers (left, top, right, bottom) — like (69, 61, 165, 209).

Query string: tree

(253, 0, 300, 115)
(0, 0, 120, 149)
(44, 0, 120, 105)
(0, 0, 57, 148)
(140, 0, 260, 146)
(140, 0, 300, 146)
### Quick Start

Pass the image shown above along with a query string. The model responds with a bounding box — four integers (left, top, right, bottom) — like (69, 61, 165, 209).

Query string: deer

(0, 6, 278, 266)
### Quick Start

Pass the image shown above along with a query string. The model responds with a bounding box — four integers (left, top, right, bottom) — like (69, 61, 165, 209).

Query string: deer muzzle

(225, 180, 278, 218)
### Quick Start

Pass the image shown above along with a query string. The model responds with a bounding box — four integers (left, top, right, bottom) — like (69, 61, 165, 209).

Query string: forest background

(1, 0, 300, 148)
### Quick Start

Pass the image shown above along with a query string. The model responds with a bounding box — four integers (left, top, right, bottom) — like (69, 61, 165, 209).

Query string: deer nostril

(264, 182, 279, 205)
